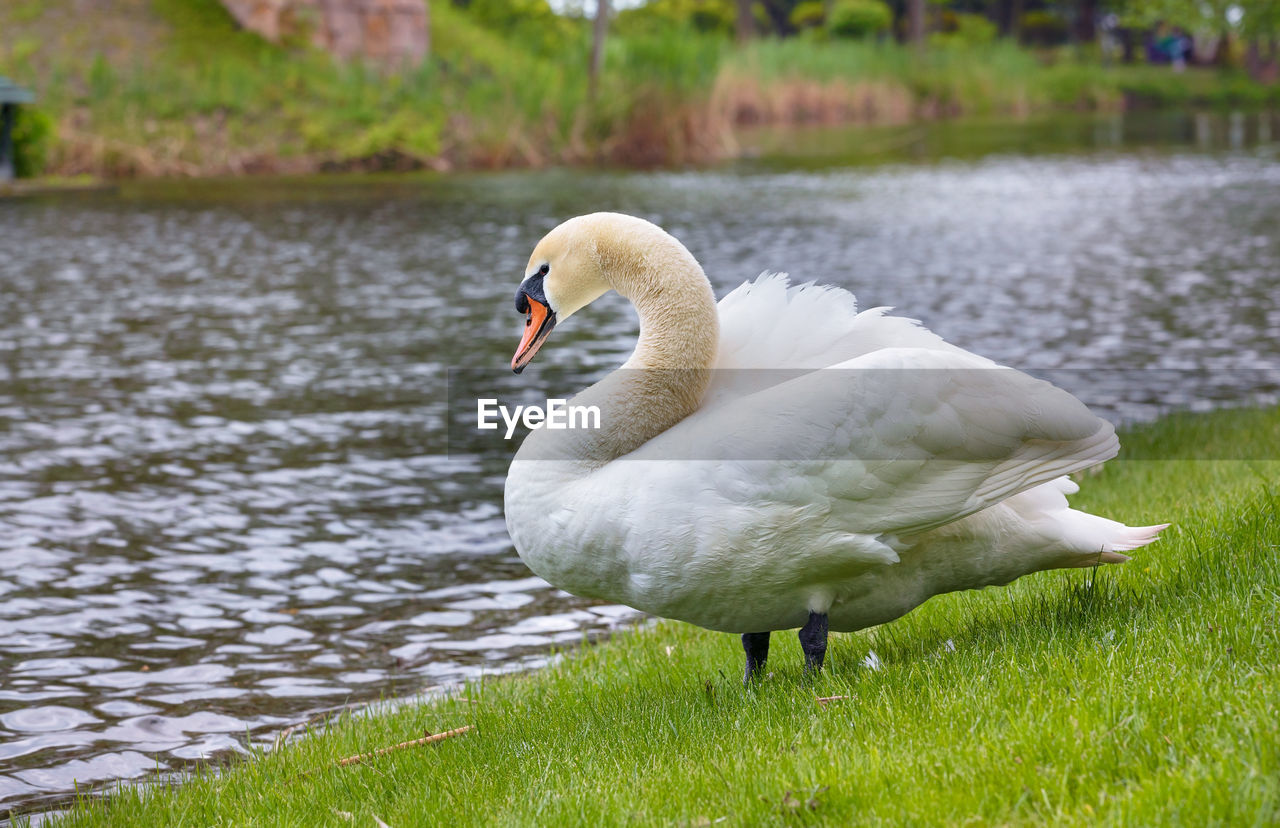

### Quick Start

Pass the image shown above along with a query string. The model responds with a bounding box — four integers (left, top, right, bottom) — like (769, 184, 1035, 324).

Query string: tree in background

(1121, 0, 1280, 74)
(907, 0, 926, 43)
(455, 0, 581, 53)
(591, 0, 609, 99)
(451, 0, 1280, 78)
(1233, 0, 1279, 79)
(737, 0, 756, 39)
(614, 0, 737, 34)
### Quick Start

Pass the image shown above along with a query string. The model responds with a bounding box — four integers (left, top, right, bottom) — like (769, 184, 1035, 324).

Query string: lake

(1, 111, 1278, 816)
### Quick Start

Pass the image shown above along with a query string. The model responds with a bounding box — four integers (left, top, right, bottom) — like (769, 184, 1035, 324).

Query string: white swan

(503, 212, 1166, 681)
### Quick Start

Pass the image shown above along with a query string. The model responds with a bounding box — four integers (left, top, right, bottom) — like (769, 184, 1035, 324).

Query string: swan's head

(511, 213, 660, 373)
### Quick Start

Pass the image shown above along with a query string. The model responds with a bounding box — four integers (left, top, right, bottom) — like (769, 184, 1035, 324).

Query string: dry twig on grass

(334, 726, 474, 768)
(291, 725, 474, 783)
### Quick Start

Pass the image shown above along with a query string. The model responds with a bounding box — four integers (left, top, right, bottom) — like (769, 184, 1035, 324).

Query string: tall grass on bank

(713, 39, 1280, 125)
(717, 38, 1050, 125)
(32, 406, 1280, 826)
(596, 33, 729, 166)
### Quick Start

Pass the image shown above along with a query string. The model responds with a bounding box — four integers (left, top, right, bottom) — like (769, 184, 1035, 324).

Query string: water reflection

(1, 111, 1278, 815)
(738, 109, 1280, 165)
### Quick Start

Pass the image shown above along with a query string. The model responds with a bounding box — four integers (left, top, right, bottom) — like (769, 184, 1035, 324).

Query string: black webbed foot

(742, 631, 771, 685)
(799, 611, 828, 673)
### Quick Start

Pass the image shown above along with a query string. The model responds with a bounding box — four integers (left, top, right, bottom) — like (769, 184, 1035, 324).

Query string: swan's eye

(538, 264, 549, 277)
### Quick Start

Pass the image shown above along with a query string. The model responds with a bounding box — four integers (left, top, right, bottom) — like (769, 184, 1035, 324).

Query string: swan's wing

(635, 346, 1117, 539)
(707, 274, 986, 408)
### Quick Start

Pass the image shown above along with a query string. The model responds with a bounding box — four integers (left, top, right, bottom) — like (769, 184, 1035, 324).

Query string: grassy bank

(2, 0, 1278, 177)
(35, 405, 1280, 826)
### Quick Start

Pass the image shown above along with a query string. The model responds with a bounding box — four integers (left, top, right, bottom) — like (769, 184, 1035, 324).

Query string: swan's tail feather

(1107, 523, 1171, 552)
(1061, 522, 1170, 568)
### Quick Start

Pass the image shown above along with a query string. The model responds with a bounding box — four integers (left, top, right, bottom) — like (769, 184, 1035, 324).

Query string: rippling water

(2, 112, 1279, 816)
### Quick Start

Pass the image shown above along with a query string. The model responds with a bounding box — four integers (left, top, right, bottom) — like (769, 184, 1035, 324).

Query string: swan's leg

(799, 612, 828, 673)
(742, 631, 771, 684)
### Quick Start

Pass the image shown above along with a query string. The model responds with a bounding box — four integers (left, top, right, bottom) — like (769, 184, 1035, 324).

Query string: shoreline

(6, 105, 1277, 192)
(31, 405, 1280, 827)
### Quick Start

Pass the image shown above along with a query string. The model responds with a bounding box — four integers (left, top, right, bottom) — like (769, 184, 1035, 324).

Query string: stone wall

(219, 0, 428, 63)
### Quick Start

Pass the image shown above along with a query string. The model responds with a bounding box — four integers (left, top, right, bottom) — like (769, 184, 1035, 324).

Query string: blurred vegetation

(827, 0, 894, 39)
(617, 0, 738, 35)
(9, 104, 53, 178)
(788, 1, 827, 31)
(0, 0, 1276, 177)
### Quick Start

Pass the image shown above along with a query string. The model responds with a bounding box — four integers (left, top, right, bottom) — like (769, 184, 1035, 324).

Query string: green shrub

(950, 12, 997, 45)
(827, 0, 891, 39)
(465, 0, 582, 55)
(689, 1, 735, 34)
(10, 105, 53, 177)
(615, 0, 736, 36)
(788, 0, 826, 30)
(333, 109, 443, 159)
(929, 12, 997, 49)
(1019, 10, 1068, 46)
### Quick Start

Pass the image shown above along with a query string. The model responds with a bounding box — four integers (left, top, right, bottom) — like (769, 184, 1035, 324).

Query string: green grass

(35, 405, 1280, 826)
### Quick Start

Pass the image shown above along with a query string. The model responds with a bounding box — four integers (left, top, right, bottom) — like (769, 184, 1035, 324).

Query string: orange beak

(511, 296, 556, 373)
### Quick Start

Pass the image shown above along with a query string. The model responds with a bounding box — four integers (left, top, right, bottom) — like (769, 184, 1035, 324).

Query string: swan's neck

(522, 247, 719, 467)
